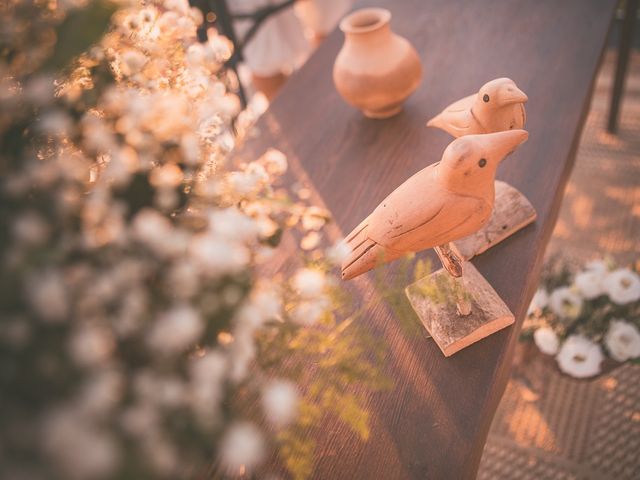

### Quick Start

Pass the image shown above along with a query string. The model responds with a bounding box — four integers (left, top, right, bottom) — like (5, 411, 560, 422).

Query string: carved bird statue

(427, 78, 528, 137)
(341, 129, 529, 280)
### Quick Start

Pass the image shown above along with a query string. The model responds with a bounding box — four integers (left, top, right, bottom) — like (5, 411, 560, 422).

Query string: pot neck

(344, 23, 392, 44)
(340, 8, 393, 44)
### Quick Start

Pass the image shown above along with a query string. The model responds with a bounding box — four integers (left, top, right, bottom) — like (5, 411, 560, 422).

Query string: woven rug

(477, 49, 640, 480)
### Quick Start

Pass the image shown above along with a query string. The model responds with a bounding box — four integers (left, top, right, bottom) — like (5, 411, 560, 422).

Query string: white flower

(261, 380, 299, 427)
(326, 239, 351, 265)
(252, 288, 281, 321)
(120, 49, 148, 76)
(549, 287, 583, 319)
(290, 299, 327, 326)
(78, 369, 123, 415)
(43, 410, 119, 479)
(70, 323, 114, 367)
(147, 305, 203, 354)
(219, 422, 265, 474)
(190, 233, 249, 275)
(292, 268, 325, 298)
(527, 288, 549, 316)
(574, 268, 605, 299)
(602, 268, 640, 305)
(208, 208, 257, 242)
(27, 270, 68, 322)
(555, 334, 604, 378)
(260, 148, 287, 176)
(533, 327, 559, 355)
(132, 208, 175, 255)
(301, 206, 330, 231)
(585, 259, 608, 274)
(604, 320, 640, 362)
(186, 43, 205, 65)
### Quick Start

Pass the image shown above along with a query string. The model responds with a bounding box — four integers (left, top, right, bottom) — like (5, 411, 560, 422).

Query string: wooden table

(233, 0, 617, 477)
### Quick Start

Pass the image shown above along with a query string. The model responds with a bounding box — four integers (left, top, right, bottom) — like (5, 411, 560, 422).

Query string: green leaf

(43, 1, 116, 72)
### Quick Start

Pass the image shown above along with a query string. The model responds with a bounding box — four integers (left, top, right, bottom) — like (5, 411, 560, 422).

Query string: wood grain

(406, 262, 515, 357)
(230, 0, 617, 477)
(454, 180, 537, 261)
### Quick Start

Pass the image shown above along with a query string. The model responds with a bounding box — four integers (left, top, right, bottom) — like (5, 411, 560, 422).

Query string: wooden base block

(405, 263, 514, 357)
(453, 181, 536, 260)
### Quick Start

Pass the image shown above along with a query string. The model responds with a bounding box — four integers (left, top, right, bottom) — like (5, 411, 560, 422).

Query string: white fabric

(231, 0, 311, 77)
(295, 0, 353, 35)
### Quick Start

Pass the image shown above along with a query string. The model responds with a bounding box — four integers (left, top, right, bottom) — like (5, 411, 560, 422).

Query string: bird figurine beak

(479, 129, 529, 163)
(501, 85, 528, 105)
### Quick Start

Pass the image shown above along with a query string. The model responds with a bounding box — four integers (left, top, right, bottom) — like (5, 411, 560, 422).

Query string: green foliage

(256, 278, 392, 480)
(43, 1, 117, 72)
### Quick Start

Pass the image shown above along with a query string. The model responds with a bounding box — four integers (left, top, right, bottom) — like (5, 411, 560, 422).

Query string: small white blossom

(120, 49, 148, 76)
(326, 239, 351, 265)
(527, 288, 549, 316)
(261, 380, 299, 427)
(132, 208, 174, 255)
(209, 208, 257, 242)
(574, 268, 605, 299)
(290, 299, 327, 326)
(549, 287, 583, 319)
(13, 211, 50, 245)
(533, 327, 560, 355)
(147, 305, 203, 354)
(604, 320, 640, 362)
(78, 369, 123, 415)
(251, 288, 282, 321)
(190, 234, 249, 275)
(585, 259, 608, 274)
(186, 43, 205, 66)
(301, 206, 329, 231)
(43, 410, 119, 479)
(28, 270, 68, 322)
(292, 268, 325, 298)
(556, 334, 604, 378)
(70, 323, 114, 367)
(219, 422, 265, 474)
(260, 148, 287, 176)
(602, 268, 640, 305)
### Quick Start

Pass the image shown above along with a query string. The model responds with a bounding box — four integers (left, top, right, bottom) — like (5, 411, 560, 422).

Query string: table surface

(232, 0, 617, 477)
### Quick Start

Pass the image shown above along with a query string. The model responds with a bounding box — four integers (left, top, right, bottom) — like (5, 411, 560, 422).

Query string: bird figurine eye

(478, 158, 487, 168)
(483, 94, 490, 103)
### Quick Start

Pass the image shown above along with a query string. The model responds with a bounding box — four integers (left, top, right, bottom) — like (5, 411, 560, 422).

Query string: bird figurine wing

(426, 93, 477, 136)
(341, 164, 491, 279)
(367, 184, 490, 252)
(442, 93, 475, 113)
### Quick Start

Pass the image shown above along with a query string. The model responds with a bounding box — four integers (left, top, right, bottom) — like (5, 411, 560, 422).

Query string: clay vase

(333, 8, 422, 119)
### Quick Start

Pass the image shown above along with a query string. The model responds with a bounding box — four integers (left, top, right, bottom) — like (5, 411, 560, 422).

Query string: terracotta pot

(333, 8, 423, 119)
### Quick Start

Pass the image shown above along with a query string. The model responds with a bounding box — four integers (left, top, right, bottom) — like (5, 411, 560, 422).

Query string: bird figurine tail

(426, 115, 443, 130)
(341, 216, 403, 280)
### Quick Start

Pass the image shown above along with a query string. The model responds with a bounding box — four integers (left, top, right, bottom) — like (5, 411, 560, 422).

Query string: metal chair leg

(608, 0, 638, 133)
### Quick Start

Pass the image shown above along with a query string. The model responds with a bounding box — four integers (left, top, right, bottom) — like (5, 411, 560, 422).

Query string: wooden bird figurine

(427, 78, 527, 137)
(341, 129, 529, 280)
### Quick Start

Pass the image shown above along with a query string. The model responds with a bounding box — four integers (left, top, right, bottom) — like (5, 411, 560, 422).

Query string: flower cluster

(524, 258, 640, 378)
(0, 1, 383, 479)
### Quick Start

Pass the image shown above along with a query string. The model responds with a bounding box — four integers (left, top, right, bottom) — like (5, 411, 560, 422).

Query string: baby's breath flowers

(0, 1, 385, 479)
(523, 258, 640, 379)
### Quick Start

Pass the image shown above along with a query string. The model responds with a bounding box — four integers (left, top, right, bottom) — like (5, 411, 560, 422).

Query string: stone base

(453, 181, 536, 260)
(405, 262, 514, 357)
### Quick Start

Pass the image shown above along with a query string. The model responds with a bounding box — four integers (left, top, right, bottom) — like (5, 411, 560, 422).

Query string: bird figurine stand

(428, 78, 536, 260)
(405, 244, 514, 357)
(342, 130, 529, 357)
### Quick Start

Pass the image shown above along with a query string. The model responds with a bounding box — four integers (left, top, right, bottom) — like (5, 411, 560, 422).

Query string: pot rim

(340, 8, 391, 35)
